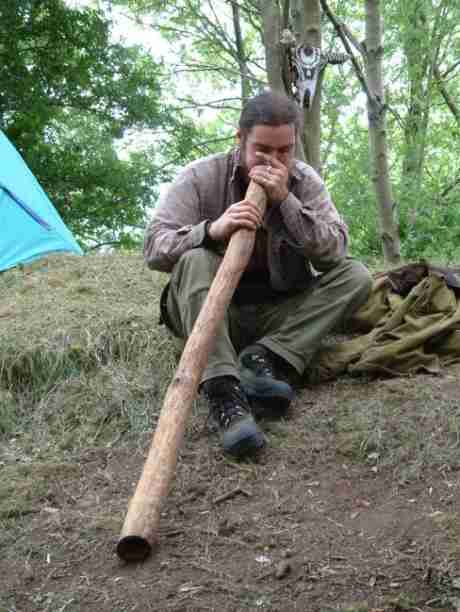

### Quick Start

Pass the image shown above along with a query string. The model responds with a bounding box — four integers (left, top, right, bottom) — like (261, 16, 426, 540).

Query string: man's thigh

(234, 291, 311, 347)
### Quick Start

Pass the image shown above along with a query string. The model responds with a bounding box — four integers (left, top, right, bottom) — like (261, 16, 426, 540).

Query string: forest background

(1, 0, 459, 264)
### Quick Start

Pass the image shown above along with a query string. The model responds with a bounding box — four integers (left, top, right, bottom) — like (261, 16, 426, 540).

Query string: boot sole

(222, 416, 266, 458)
(225, 432, 266, 458)
(241, 377, 294, 419)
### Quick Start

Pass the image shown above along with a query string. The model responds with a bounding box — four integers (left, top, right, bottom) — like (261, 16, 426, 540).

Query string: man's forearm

(144, 220, 209, 272)
(278, 191, 348, 265)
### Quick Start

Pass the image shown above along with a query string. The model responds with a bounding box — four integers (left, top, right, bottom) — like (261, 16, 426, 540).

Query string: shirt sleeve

(276, 165, 349, 271)
(144, 166, 208, 272)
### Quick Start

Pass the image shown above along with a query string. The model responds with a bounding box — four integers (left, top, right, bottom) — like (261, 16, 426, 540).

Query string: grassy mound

(0, 252, 176, 452)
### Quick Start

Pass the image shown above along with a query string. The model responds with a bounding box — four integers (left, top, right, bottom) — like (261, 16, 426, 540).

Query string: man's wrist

(206, 220, 215, 240)
(272, 190, 290, 206)
(203, 220, 218, 247)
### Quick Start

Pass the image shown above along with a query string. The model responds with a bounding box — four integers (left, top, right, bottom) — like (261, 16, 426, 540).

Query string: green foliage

(0, 0, 203, 246)
(2, 0, 460, 258)
(0, 1, 163, 135)
(23, 113, 154, 246)
(323, 112, 380, 259)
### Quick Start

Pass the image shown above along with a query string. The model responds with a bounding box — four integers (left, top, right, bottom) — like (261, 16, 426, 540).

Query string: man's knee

(172, 248, 222, 285)
(321, 257, 373, 305)
(344, 259, 373, 295)
(338, 259, 373, 316)
(176, 246, 221, 268)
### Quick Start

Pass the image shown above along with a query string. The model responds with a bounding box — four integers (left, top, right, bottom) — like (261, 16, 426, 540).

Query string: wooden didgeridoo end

(116, 535, 152, 563)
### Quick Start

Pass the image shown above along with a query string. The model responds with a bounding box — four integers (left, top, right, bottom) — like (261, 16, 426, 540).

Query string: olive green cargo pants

(165, 248, 372, 383)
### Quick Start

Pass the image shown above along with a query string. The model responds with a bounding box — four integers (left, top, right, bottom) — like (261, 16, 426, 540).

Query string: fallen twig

(213, 486, 252, 505)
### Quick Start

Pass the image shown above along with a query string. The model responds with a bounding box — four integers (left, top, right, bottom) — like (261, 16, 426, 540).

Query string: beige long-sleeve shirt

(144, 148, 349, 292)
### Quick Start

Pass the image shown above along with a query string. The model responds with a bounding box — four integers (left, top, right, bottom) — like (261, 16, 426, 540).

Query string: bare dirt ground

(2, 368, 460, 612)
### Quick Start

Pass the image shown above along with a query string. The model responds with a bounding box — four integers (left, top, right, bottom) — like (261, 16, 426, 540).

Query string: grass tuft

(334, 389, 460, 482)
(0, 462, 80, 518)
(0, 252, 176, 451)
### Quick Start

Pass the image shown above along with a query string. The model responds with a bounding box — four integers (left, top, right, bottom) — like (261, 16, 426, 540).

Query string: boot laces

(215, 399, 246, 429)
(246, 353, 275, 378)
(204, 380, 250, 430)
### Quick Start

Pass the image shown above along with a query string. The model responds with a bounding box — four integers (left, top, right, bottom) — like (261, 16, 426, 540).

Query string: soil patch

(2, 371, 460, 611)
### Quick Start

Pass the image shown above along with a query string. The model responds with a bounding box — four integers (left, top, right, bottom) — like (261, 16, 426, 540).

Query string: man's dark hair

(239, 90, 302, 136)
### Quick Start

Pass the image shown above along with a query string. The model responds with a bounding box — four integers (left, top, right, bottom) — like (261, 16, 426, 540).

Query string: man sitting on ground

(144, 90, 372, 458)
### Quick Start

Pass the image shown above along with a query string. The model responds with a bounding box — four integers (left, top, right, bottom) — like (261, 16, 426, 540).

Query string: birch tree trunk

(365, 0, 401, 263)
(293, 0, 323, 172)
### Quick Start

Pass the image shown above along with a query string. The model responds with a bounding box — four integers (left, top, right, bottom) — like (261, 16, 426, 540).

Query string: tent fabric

(309, 263, 460, 382)
(0, 131, 82, 272)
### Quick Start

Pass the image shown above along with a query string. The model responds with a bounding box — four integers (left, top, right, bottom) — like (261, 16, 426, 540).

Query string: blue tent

(0, 131, 83, 272)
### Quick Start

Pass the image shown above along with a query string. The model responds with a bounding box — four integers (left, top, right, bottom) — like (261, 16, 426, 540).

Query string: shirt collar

(230, 147, 243, 183)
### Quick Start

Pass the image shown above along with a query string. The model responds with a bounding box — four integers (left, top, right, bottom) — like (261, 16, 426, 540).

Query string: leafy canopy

(0, 0, 197, 247)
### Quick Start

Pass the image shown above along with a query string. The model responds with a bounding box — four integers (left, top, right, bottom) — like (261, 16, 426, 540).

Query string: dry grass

(0, 252, 176, 453)
(330, 375, 460, 483)
(0, 462, 80, 518)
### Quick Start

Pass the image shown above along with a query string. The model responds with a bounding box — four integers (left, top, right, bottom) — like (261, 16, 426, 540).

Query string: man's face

(239, 123, 296, 176)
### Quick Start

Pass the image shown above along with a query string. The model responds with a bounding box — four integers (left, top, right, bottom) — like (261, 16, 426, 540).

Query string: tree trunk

(259, 0, 286, 93)
(400, 1, 431, 204)
(365, 0, 401, 263)
(293, 0, 322, 172)
(232, 2, 251, 104)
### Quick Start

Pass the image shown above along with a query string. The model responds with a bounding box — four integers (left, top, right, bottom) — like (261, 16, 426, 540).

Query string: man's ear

(235, 129, 241, 144)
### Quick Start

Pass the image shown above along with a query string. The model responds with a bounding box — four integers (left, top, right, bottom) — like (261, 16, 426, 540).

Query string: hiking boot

(201, 376, 265, 458)
(239, 345, 294, 418)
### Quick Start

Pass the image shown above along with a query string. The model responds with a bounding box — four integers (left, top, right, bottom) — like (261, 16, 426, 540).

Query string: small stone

(275, 560, 291, 579)
(282, 549, 293, 559)
(23, 567, 35, 583)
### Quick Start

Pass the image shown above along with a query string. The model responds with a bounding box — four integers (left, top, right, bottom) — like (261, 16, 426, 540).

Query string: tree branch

(87, 240, 127, 251)
(441, 176, 460, 199)
(434, 66, 460, 124)
(154, 136, 236, 174)
(341, 23, 365, 55)
(320, 0, 377, 107)
(115, 11, 197, 41)
(227, 0, 262, 36)
(194, 0, 239, 63)
(442, 58, 460, 79)
(174, 96, 241, 112)
(208, 0, 237, 53)
(171, 62, 265, 86)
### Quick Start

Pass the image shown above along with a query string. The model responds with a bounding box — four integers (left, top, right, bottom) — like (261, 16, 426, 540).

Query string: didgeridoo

(117, 181, 267, 562)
